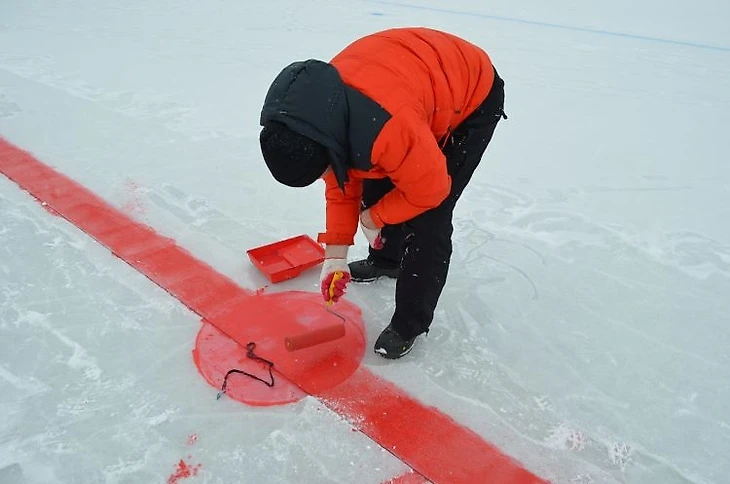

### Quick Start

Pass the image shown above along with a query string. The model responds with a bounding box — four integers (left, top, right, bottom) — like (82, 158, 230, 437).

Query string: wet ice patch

(0, 463, 26, 484)
(0, 92, 21, 118)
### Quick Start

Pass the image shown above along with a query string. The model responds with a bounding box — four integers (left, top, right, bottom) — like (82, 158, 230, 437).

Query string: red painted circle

(193, 291, 365, 406)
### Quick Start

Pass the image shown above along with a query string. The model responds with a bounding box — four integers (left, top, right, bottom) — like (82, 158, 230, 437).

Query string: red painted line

(0, 138, 549, 484)
(323, 368, 545, 484)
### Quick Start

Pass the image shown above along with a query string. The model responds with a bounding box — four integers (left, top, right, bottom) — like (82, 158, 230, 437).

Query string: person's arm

(317, 172, 362, 303)
(324, 244, 349, 259)
(316, 171, 363, 247)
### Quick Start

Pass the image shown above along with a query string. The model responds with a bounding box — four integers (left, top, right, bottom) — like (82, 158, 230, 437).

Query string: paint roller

(284, 271, 347, 351)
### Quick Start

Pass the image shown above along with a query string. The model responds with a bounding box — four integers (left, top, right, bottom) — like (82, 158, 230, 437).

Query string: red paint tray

(246, 234, 325, 283)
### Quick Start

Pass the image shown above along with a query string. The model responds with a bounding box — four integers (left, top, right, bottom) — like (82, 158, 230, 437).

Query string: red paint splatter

(167, 459, 201, 484)
(384, 470, 431, 484)
(187, 434, 198, 445)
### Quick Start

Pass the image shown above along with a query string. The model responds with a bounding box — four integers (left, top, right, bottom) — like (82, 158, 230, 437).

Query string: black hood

(260, 60, 350, 188)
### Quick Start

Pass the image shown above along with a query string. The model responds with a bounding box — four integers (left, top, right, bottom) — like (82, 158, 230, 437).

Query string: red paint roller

(284, 271, 347, 351)
(285, 323, 346, 351)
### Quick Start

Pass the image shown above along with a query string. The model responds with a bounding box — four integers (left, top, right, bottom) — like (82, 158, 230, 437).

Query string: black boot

(374, 324, 417, 359)
(348, 259, 399, 283)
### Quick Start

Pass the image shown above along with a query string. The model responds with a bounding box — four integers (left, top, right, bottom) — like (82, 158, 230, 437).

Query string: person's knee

(407, 213, 454, 240)
(403, 226, 453, 260)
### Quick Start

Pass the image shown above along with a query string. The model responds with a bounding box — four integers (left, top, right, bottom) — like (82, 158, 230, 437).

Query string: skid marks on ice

(0, 55, 193, 131)
(459, 181, 730, 283)
(144, 182, 290, 254)
(0, 91, 22, 118)
(435, 182, 722, 483)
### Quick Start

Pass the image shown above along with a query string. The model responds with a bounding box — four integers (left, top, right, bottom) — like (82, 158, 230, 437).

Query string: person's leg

(361, 178, 405, 268)
(377, 71, 506, 356)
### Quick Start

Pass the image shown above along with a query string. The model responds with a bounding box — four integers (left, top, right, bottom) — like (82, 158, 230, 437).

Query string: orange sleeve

(368, 114, 451, 227)
(317, 171, 362, 246)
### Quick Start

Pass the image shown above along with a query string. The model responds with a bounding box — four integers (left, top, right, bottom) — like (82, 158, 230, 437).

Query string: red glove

(319, 258, 352, 304)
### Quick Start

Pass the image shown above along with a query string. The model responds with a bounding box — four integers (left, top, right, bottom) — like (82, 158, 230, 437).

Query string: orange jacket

(314, 28, 494, 246)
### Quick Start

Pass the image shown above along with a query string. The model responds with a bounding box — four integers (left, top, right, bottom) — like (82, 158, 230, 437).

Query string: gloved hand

(360, 209, 384, 250)
(319, 258, 352, 304)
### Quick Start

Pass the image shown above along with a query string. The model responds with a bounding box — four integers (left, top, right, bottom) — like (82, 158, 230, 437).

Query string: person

(259, 27, 506, 359)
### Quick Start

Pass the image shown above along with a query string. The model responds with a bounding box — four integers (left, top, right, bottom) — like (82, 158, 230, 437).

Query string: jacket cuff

(317, 232, 355, 246)
(368, 206, 387, 228)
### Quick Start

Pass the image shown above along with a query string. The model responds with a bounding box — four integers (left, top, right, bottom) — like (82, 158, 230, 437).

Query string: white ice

(1, 1, 729, 483)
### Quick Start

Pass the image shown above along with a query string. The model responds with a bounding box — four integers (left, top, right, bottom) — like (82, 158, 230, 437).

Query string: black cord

(216, 342, 275, 400)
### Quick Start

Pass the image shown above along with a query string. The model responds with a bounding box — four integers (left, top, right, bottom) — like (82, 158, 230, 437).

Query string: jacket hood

(260, 59, 350, 188)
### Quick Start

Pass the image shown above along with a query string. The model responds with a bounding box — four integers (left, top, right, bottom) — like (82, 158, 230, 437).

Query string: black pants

(363, 70, 506, 339)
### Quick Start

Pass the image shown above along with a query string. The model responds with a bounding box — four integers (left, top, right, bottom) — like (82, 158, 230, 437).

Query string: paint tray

(247, 234, 325, 283)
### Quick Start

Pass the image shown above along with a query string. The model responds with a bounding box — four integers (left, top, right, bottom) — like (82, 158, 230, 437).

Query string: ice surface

(1, 0, 729, 483)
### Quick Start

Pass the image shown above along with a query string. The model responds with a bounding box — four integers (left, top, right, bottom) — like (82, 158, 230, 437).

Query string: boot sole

(374, 343, 414, 359)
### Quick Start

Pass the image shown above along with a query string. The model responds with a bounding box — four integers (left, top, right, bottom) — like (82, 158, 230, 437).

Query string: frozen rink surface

(1, 1, 730, 483)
